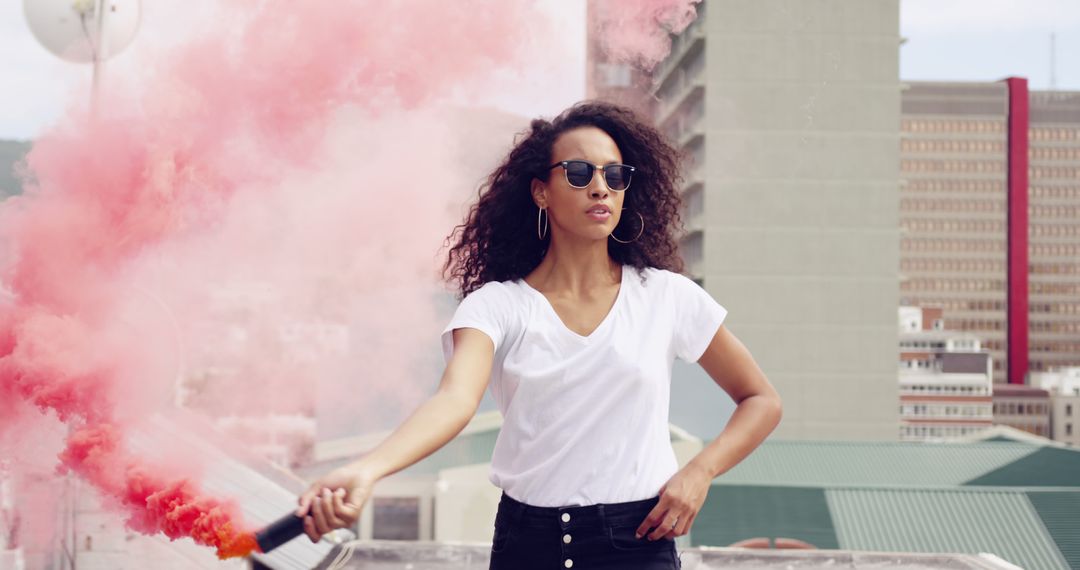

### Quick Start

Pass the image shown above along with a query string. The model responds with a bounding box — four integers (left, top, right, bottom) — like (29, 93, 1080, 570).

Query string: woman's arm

(688, 324, 783, 478)
(296, 327, 495, 541)
(637, 324, 782, 541)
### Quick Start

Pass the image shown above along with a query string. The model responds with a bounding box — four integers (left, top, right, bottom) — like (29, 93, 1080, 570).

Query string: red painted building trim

(1004, 77, 1029, 385)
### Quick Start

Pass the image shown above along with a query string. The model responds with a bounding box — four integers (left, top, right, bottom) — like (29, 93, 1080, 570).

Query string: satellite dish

(24, 0, 141, 64)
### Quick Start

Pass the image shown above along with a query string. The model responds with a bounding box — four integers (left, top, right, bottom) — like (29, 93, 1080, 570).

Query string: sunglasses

(549, 160, 635, 192)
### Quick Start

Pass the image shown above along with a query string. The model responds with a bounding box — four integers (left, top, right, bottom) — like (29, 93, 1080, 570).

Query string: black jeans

(489, 492, 682, 570)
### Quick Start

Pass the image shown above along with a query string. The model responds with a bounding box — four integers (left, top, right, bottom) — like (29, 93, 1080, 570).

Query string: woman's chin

(588, 228, 615, 242)
(553, 228, 612, 244)
(548, 223, 617, 243)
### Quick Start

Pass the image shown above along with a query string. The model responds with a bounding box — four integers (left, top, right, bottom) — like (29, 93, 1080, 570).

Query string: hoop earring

(610, 209, 644, 244)
(537, 207, 549, 240)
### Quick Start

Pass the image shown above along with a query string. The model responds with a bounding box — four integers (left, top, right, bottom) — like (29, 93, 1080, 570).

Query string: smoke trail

(591, 0, 703, 69)
(0, 0, 701, 559)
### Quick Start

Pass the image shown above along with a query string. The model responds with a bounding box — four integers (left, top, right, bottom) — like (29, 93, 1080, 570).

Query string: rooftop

(310, 541, 1025, 570)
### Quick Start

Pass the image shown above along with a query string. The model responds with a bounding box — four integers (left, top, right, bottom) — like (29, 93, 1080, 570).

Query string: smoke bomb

(255, 512, 307, 553)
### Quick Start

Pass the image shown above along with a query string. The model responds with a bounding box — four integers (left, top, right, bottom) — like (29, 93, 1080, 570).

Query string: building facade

(1031, 366, 1080, 447)
(899, 81, 1014, 383)
(992, 384, 1052, 438)
(1028, 92, 1080, 374)
(898, 306, 994, 441)
(900, 82, 1080, 384)
(644, 0, 903, 440)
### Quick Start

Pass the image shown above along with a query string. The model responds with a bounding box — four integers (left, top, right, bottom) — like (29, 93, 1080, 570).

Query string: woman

(296, 101, 782, 569)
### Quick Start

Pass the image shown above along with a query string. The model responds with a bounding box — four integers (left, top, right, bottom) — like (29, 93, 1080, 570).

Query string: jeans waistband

(496, 491, 660, 529)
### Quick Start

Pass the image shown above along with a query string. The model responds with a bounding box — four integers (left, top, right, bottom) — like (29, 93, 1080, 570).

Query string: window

(372, 497, 421, 540)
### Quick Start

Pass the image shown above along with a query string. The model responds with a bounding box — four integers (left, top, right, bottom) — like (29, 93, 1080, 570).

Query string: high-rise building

(1028, 92, 1080, 374)
(900, 82, 1080, 384)
(899, 81, 1014, 383)
(634, 0, 903, 440)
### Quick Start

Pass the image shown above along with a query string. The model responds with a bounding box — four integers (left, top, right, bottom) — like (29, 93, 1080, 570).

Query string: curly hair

(443, 100, 686, 297)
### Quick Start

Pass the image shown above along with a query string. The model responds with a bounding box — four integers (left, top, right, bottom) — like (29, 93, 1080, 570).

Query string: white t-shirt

(440, 265, 727, 507)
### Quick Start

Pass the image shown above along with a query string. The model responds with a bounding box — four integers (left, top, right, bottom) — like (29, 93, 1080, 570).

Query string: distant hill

(0, 140, 31, 200)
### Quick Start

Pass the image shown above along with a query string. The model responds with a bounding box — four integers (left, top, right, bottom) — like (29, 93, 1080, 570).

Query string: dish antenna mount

(24, 0, 142, 110)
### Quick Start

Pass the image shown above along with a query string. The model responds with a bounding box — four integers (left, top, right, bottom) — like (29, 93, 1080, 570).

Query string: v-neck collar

(520, 265, 628, 341)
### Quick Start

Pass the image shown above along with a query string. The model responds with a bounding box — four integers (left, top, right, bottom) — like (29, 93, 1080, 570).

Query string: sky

(901, 0, 1080, 88)
(0, 0, 589, 141)
(1, 0, 1079, 141)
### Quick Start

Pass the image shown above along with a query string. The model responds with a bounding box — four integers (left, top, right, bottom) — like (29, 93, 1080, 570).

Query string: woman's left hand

(636, 462, 713, 541)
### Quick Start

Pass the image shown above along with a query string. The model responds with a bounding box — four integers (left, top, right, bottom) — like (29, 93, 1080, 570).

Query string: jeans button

(563, 533, 572, 544)
(561, 513, 571, 523)
(564, 559, 573, 568)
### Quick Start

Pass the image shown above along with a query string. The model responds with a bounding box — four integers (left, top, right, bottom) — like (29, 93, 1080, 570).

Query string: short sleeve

(670, 272, 728, 363)
(440, 282, 510, 364)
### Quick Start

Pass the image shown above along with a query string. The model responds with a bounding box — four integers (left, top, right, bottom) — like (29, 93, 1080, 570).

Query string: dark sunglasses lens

(564, 161, 593, 187)
(605, 166, 632, 190)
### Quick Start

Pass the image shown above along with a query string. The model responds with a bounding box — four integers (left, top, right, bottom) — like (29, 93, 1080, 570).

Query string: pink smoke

(591, 0, 703, 69)
(0, 0, 700, 558)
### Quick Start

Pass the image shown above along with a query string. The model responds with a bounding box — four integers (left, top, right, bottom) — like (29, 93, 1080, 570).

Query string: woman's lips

(586, 209, 612, 222)
(586, 204, 612, 222)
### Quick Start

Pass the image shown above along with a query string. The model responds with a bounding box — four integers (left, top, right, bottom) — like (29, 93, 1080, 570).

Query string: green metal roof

(827, 487, 1070, 570)
(966, 447, 1080, 487)
(716, 440, 1047, 488)
(692, 485, 1073, 570)
(693, 485, 839, 549)
(694, 439, 1080, 570)
(1026, 491, 1080, 570)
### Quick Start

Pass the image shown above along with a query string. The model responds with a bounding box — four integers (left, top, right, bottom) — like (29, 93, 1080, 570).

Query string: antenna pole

(1050, 33, 1057, 91)
(90, 0, 106, 117)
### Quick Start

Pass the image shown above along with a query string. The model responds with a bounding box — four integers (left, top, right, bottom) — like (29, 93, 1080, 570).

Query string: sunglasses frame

(548, 160, 636, 192)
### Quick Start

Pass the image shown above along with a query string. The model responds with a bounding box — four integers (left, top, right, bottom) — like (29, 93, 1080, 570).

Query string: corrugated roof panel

(717, 441, 1039, 487)
(1026, 491, 1080, 570)
(965, 447, 1080, 487)
(827, 488, 1071, 570)
(692, 485, 839, 549)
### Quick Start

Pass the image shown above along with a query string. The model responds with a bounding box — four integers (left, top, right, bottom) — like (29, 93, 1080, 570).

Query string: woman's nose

(589, 173, 609, 197)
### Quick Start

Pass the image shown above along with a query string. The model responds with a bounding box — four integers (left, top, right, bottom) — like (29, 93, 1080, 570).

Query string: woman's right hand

(290, 341, 492, 543)
(295, 464, 378, 542)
